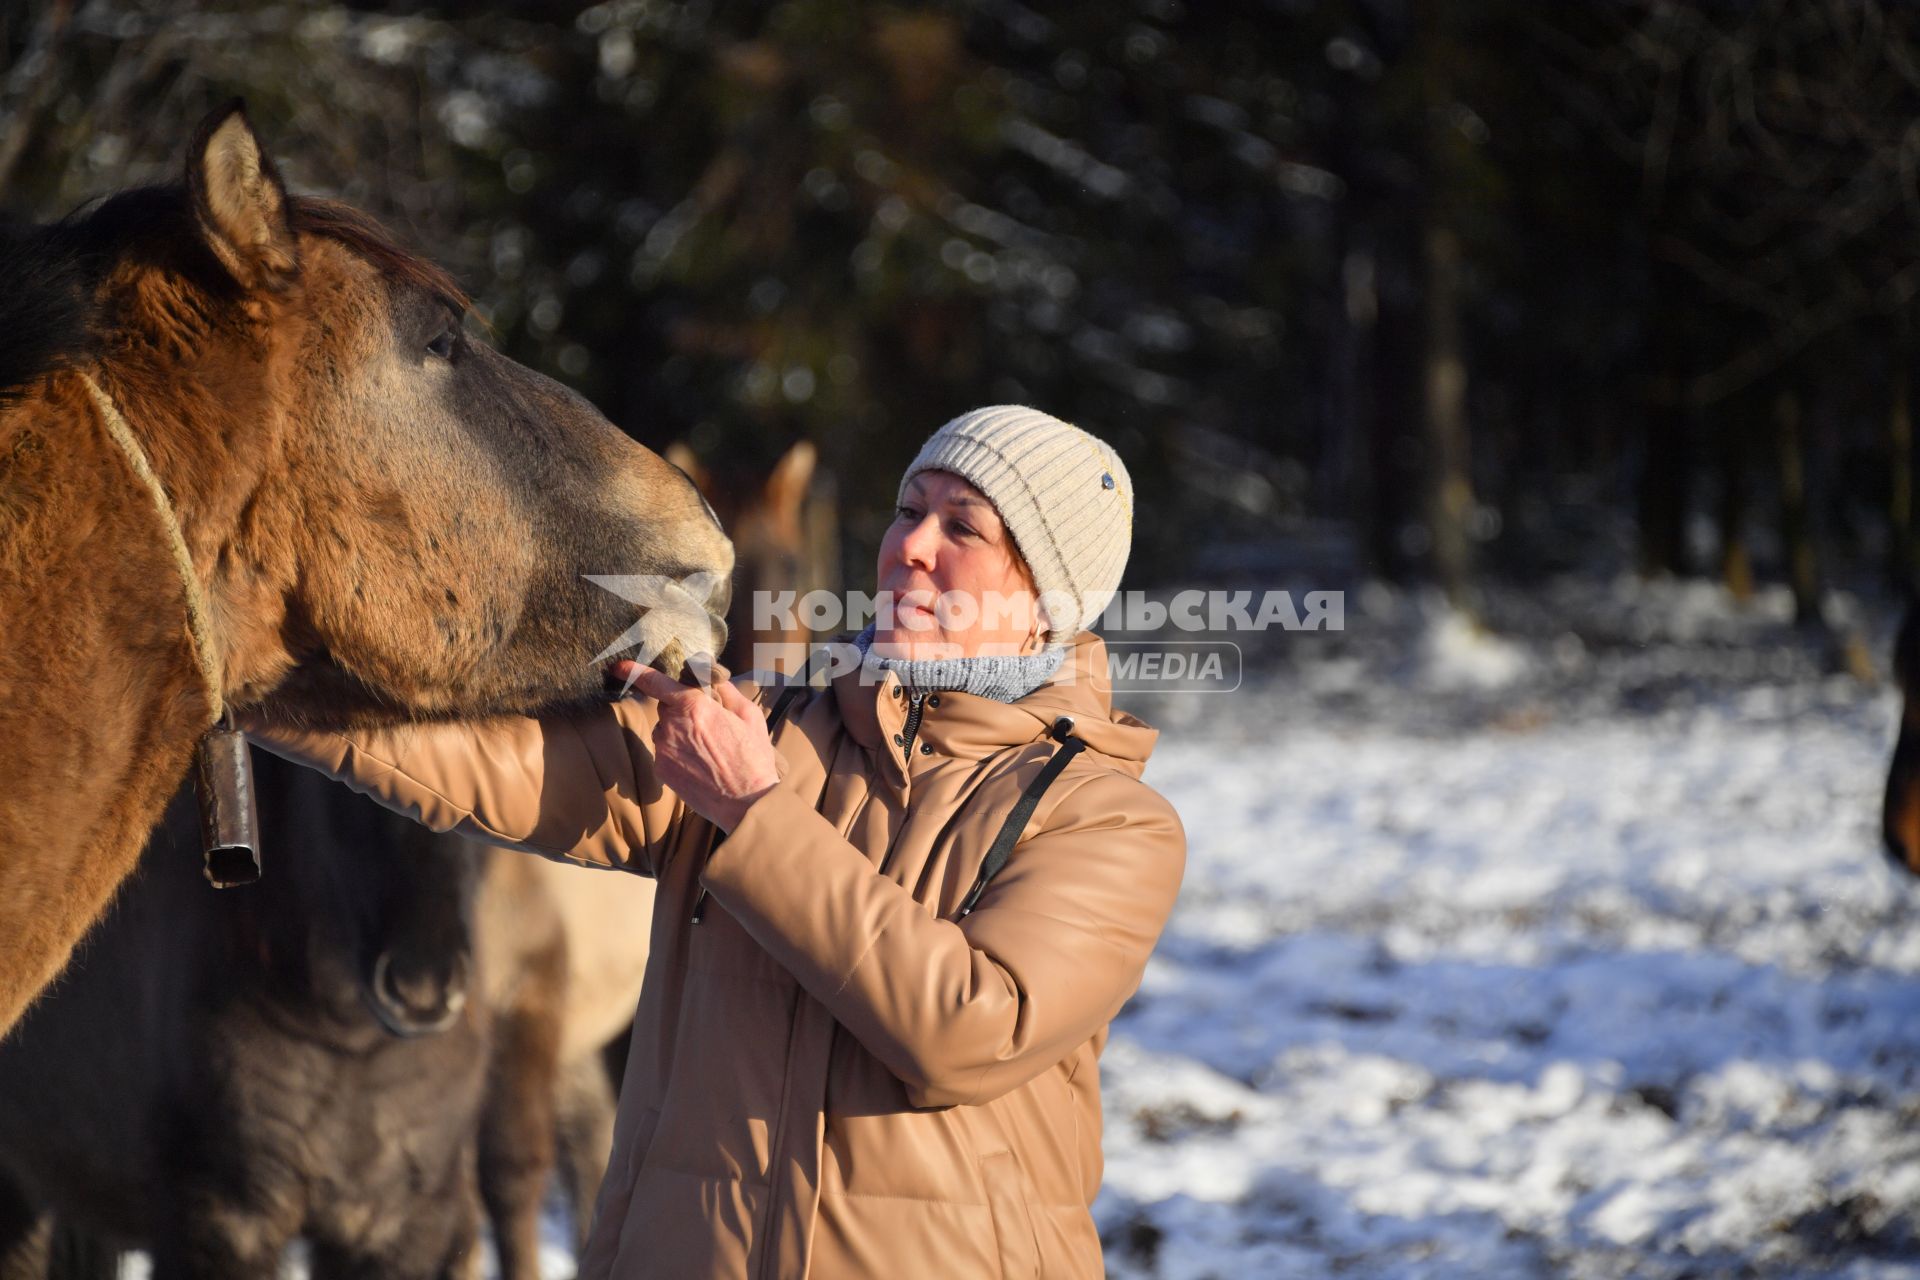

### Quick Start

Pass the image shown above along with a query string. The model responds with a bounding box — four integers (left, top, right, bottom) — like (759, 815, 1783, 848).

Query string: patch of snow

(1103, 652, 1920, 1277)
(1418, 607, 1534, 691)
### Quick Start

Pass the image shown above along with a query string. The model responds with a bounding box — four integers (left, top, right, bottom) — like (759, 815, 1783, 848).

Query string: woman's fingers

(712, 676, 761, 724)
(622, 663, 702, 705)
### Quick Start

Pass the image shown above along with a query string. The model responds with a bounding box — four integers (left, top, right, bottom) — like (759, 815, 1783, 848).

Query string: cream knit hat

(898, 405, 1133, 640)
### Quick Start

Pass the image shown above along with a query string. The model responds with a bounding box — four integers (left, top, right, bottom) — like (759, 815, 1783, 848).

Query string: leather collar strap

(79, 372, 224, 725)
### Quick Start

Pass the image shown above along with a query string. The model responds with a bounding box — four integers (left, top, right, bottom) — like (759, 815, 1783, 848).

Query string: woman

(244, 405, 1186, 1278)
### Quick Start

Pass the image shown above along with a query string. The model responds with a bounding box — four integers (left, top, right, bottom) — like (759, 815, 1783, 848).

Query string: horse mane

(0, 212, 93, 404)
(0, 186, 467, 403)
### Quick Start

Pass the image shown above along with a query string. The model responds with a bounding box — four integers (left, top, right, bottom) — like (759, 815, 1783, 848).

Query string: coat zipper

(898, 692, 927, 758)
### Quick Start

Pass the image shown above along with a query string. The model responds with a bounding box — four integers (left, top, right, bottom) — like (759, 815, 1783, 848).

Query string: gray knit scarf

(850, 623, 1065, 703)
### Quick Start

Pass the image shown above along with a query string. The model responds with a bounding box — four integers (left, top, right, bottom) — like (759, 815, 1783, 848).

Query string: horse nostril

(368, 951, 467, 1037)
(1886, 830, 1913, 872)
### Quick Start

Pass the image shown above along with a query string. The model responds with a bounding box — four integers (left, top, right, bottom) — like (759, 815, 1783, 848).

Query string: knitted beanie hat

(898, 405, 1133, 640)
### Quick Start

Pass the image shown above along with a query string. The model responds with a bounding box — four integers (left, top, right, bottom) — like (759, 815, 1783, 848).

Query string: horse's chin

(247, 616, 731, 731)
(249, 650, 614, 731)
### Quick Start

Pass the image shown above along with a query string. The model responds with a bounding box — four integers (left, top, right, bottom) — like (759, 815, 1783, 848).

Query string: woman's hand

(612, 662, 782, 832)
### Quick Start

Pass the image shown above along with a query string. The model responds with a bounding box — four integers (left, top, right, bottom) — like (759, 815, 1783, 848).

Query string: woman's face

(872, 469, 1045, 660)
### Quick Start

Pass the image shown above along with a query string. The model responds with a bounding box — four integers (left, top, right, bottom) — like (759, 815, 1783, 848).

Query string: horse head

(81, 103, 734, 722)
(245, 751, 481, 1039)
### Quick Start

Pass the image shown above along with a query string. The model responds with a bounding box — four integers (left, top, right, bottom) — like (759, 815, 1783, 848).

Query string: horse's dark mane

(0, 210, 94, 404)
(0, 185, 466, 404)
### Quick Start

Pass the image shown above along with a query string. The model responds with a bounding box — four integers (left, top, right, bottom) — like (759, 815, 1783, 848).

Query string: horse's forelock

(287, 197, 469, 315)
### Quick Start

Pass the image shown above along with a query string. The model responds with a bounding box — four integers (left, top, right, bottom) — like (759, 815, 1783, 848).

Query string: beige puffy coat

(244, 631, 1185, 1278)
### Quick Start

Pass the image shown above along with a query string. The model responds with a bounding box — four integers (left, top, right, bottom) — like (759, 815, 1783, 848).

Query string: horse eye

(426, 329, 457, 360)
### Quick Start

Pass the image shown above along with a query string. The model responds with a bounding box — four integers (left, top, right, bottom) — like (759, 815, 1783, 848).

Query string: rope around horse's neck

(79, 372, 224, 726)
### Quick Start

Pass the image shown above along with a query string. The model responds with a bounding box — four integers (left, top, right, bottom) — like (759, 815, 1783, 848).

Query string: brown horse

(0, 103, 731, 1036)
(666, 439, 838, 676)
(1883, 601, 1920, 875)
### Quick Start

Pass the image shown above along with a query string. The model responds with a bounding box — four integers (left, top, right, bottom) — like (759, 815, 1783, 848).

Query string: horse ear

(186, 100, 298, 290)
(763, 441, 816, 522)
(664, 441, 710, 494)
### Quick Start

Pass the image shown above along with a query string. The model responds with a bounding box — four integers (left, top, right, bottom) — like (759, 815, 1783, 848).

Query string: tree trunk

(1343, 240, 1395, 580)
(1422, 221, 1476, 611)
(1773, 388, 1821, 625)
(1364, 233, 1424, 584)
(1891, 360, 1914, 589)
(1412, 1, 1477, 612)
(1638, 257, 1692, 578)
(1637, 403, 1690, 578)
(1718, 402, 1753, 602)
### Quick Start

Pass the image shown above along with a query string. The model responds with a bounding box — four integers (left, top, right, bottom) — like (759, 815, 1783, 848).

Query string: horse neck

(90, 359, 261, 579)
(89, 310, 305, 703)
(0, 375, 226, 1036)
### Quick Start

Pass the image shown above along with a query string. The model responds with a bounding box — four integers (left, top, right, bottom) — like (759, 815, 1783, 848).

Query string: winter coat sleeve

(698, 766, 1186, 1108)
(235, 698, 685, 876)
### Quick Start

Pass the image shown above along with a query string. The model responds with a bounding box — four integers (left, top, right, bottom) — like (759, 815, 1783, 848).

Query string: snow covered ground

(1097, 583, 1920, 1278)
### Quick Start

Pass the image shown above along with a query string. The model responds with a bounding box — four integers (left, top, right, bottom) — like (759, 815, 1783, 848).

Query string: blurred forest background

(5, 0, 1916, 661)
